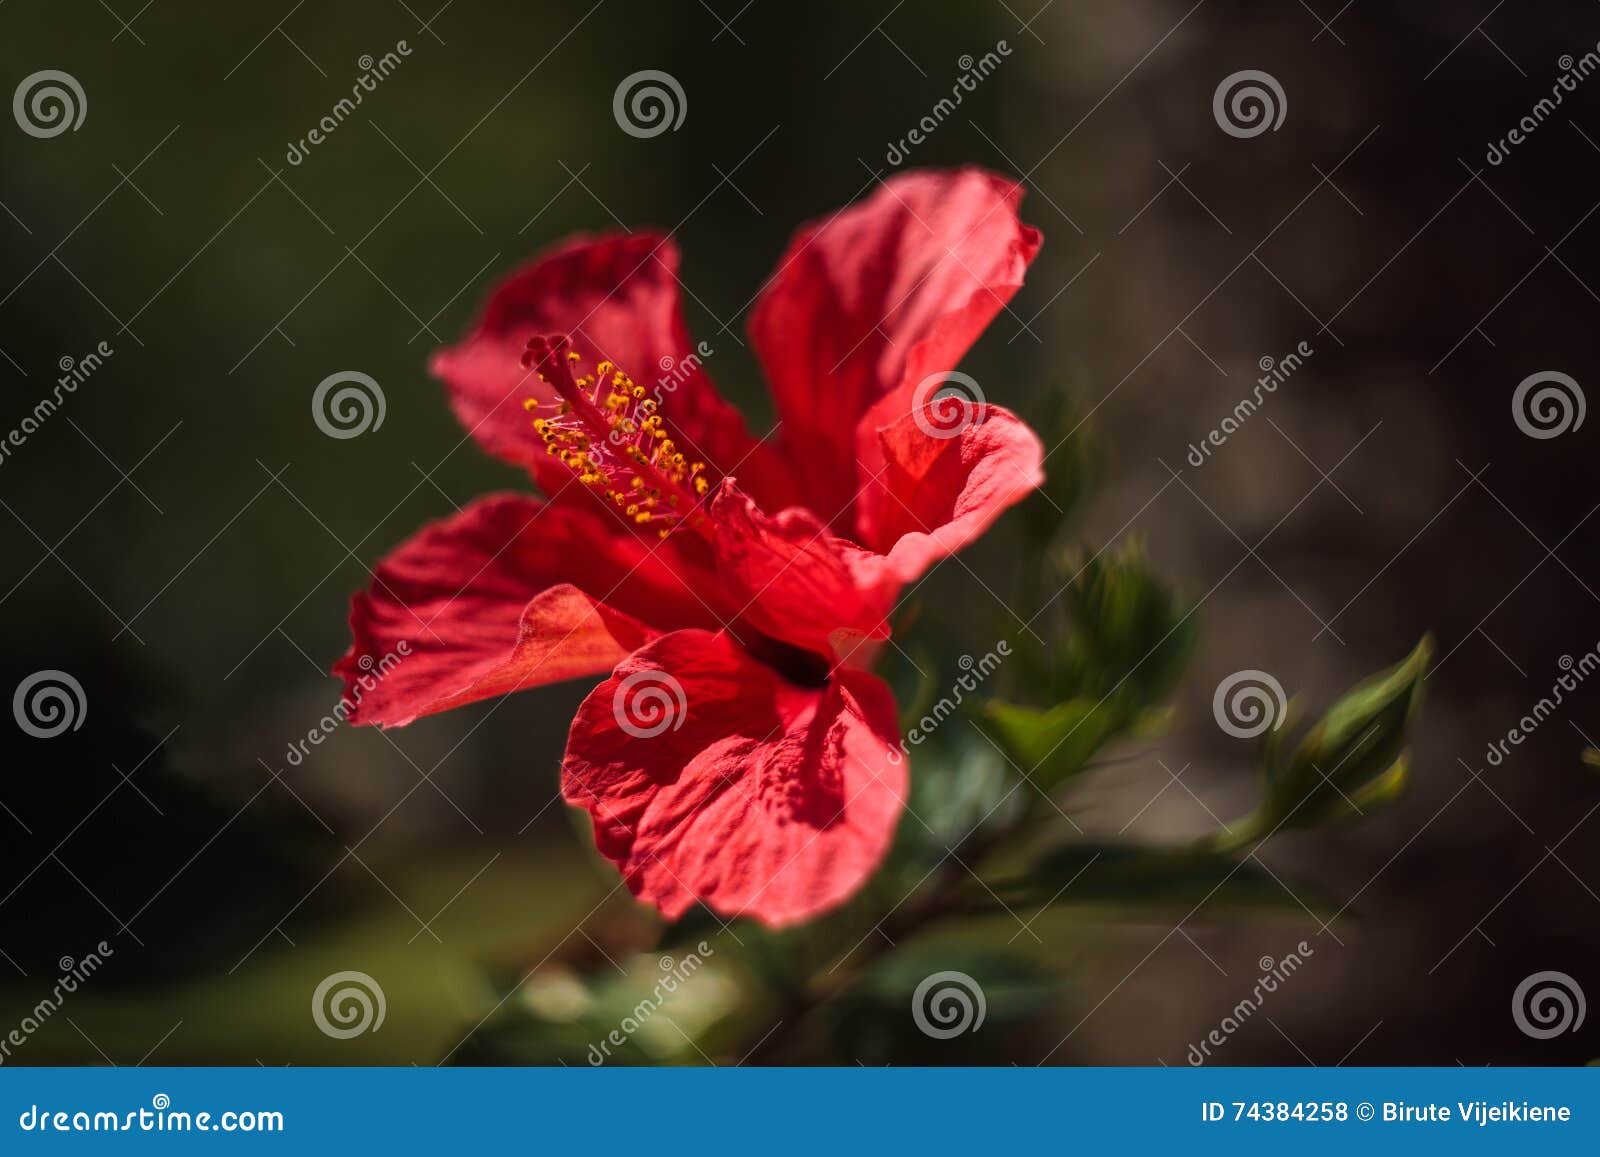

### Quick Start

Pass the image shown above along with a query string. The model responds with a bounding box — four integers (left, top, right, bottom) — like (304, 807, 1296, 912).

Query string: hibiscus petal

(706, 479, 894, 660)
(748, 168, 1041, 531)
(334, 494, 723, 727)
(430, 231, 796, 509)
(858, 402, 1045, 583)
(562, 629, 906, 927)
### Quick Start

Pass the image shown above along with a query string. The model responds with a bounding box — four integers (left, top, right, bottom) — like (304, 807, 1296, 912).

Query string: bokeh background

(2, 0, 1598, 1065)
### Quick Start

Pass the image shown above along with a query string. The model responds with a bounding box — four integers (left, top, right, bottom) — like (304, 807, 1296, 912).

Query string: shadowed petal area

(561, 630, 906, 927)
(430, 231, 796, 510)
(857, 402, 1045, 583)
(748, 168, 1041, 531)
(335, 494, 724, 727)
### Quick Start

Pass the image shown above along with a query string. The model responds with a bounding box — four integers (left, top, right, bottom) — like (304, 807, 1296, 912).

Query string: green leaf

(991, 841, 1332, 916)
(1262, 636, 1432, 830)
(978, 697, 1121, 793)
(1052, 539, 1197, 711)
(890, 731, 1028, 871)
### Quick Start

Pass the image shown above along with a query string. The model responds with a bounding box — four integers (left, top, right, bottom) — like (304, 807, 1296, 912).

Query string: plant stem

(740, 832, 998, 1063)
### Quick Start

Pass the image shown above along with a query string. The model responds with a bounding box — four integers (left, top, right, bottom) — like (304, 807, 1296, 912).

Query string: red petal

(858, 402, 1045, 582)
(748, 168, 1041, 532)
(562, 630, 906, 927)
(430, 232, 796, 509)
(707, 479, 893, 660)
(334, 494, 723, 727)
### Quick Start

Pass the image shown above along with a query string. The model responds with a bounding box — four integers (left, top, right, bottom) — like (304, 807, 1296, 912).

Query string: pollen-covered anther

(521, 334, 709, 532)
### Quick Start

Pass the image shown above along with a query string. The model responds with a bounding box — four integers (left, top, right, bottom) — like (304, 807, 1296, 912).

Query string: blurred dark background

(2, 0, 1598, 1064)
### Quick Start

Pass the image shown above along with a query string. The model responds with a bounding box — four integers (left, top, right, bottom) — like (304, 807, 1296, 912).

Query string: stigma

(521, 335, 709, 537)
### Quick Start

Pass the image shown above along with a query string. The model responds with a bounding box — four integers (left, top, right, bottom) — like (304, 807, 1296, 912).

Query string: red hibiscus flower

(335, 168, 1044, 927)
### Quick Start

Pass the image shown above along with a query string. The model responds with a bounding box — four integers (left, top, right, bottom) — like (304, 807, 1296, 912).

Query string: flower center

(521, 335, 709, 537)
(743, 632, 833, 688)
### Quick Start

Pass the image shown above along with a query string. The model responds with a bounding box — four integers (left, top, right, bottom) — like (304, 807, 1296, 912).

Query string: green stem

(743, 761, 1264, 1060)
(741, 821, 1015, 1062)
